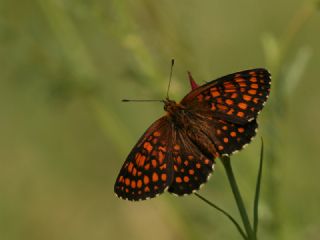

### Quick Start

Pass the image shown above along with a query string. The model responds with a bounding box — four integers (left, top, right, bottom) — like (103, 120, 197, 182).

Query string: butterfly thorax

(164, 99, 190, 126)
(164, 99, 182, 112)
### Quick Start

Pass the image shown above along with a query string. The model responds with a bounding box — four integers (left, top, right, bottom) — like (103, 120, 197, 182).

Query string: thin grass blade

(253, 137, 264, 235)
(194, 193, 247, 239)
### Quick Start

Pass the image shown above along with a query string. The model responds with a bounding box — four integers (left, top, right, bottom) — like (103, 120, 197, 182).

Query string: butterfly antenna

(122, 99, 163, 102)
(166, 59, 175, 100)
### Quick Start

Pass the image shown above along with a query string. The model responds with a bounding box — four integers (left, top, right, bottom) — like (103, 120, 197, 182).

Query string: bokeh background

(1, 0, 319, 239)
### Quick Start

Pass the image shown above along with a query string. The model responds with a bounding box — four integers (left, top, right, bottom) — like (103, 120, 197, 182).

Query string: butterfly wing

(114, 117, 174, 201)
(181, 68, 271, 124)
(168, 129, 215, 195)
(200, 116, 258, 156)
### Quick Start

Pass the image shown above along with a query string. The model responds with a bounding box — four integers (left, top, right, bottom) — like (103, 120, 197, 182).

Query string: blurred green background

(0, 0, 319, 239)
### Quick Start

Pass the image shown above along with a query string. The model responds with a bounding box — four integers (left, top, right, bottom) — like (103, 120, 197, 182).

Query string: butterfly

(114, 68, 271, 201)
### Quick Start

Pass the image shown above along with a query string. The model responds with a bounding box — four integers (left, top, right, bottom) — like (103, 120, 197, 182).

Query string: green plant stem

(194, 193, 247, 239)
(221, 156, 256, 240)
(253, 138, 264, 235)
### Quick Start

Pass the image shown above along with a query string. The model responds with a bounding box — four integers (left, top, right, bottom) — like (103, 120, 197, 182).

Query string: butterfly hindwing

(114, 117, 174, 201)
(205, 118, 258, 156)
(168, 130, 215, 195)
(181, 69, 271, 124)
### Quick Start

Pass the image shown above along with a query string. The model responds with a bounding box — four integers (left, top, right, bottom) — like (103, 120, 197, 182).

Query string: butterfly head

(164, 99, 184, 115)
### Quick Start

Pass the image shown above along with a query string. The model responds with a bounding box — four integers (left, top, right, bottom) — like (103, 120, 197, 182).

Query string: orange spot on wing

(243, 94, 252, 101)
(237, 111, 245, 117)
(144, 163, 150, 170)
(176, 156, 182, 164)
(174, 144, 180, 150)
(175, 177, 182, 183)
(137, 180, 142, 188)
(238, 127, 245, 133)
(248, 89, 257, 95)
(119, 176, 124, 183)
(230, 132, 237, 137)
(218, 145, 224, 150)
(152, 172, 159, 182)
(231, 93, 238, 98)
(223, 138, 229, 143)
(136, 155, 146, 167)
(227, 109, 234, 115)
(127, 162, 134, 173)
(249, 71, 257, 76)
(161, 173, 167, 181)
(251, 84, 258, 89)
(158, 146, 166, 152)
(144, 186, 150, 192)
(238, 102, 248, 110)
(235, 77, 245, 81)
(217, 104, 228, 111)
(226, 99, 234, 105)
(125, 178, 130, 186)
(225, 89, 236, 93)
(250, 77, 257, 82)
(131, 180, 136, 189)
(158, 151, 165, 164)
(189, 169, 195, 175)
(211, 103, 216, 111)
(143, 176, 149, 185)
(183, 176, 190, 183)
(197, 94, 204, 102)
(132, 168, 137, 176)
(239, 82, 247, 87)
(143, 142, 153, 153)
(196, 163, 201, 169)
(174, 165, 178, 171)
(159, 163, 167, 170)
(153, 131, 160, 137)
(151, 159, 157, 168)
(211, 91, 220, 97)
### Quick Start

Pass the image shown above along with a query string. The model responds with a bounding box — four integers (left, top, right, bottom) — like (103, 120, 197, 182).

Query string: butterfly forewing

(181, 69, 271, 124)
(168, 130, 215, 195)
(114, 117, 174, 201)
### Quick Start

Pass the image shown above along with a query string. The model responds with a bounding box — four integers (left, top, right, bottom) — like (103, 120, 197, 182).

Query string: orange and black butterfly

(114, 66, 271, 201)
